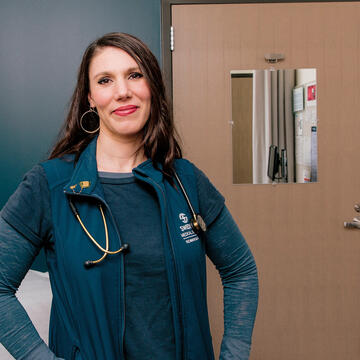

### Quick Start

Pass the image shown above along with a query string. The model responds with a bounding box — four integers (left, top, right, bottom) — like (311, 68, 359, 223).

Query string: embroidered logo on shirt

(178, 213, 199, 244)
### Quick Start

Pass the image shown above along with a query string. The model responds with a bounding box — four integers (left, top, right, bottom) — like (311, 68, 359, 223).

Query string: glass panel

(231, 69, 317, 184)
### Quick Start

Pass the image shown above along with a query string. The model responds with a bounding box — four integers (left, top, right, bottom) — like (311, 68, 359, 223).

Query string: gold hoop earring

(80, 107, 99, 134)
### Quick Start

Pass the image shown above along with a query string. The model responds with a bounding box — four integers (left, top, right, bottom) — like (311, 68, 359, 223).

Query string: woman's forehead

(89, 46, 139, 76)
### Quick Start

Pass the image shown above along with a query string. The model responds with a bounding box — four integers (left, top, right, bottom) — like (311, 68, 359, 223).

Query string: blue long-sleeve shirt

(0, 164, 258, 359)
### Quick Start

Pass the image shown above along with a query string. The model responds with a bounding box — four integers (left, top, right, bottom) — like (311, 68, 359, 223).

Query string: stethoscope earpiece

(82, 243, 130, 269)
(84, 260, 95, 269)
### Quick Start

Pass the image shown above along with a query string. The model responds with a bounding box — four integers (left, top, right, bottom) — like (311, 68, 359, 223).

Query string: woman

(0, 33, 258, 360)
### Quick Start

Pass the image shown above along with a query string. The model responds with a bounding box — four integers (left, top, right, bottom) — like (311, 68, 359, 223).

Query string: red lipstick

(113, 105, 138, 116)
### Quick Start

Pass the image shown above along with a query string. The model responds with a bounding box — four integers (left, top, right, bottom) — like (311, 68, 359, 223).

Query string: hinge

(170, 26, 174, 52)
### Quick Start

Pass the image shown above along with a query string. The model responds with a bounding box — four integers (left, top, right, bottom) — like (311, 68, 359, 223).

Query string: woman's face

(88, 46, 151, 141)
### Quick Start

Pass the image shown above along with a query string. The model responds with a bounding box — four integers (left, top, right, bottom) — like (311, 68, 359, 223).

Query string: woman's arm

(190, 164, 258, 359)
(205, 206, 259, 360)
(0, 165, 63, 359)
(0, 218, 62, 359)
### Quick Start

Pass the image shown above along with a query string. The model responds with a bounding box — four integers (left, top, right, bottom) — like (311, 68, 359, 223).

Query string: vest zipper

(64, 191, 126, 358)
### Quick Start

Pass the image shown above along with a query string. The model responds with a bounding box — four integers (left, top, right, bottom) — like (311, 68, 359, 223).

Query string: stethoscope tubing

(68, 170, 205, 267)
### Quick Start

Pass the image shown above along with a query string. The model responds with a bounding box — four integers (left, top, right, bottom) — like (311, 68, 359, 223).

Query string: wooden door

(172, 3, 360, 359)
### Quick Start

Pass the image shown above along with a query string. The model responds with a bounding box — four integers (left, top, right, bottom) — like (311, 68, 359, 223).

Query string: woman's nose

(115, 79, 132, 99)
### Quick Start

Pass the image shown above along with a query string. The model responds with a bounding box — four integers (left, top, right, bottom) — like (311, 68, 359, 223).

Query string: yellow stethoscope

(68, 172, 206, 268)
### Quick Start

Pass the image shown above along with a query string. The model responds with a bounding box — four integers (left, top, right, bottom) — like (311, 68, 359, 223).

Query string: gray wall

(0, 0, 161, 270)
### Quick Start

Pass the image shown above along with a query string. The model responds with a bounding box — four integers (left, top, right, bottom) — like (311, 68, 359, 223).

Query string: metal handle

(344, 204, 360, 228)
(344, 221, 360, 229)
(264, 53, 285, 64)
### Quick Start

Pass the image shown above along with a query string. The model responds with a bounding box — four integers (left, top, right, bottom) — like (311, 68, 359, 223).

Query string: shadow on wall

(0, 0, 161, 272)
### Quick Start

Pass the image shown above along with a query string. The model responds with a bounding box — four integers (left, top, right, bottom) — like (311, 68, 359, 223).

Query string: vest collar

(64, 136, 164, 196)
(132, 158, 164, 184)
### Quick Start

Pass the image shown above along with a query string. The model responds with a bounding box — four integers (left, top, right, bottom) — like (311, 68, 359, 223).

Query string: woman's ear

(88, 94, 95, 108)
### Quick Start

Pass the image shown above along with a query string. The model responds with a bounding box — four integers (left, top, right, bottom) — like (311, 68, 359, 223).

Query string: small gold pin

(79, 181, 91, 189)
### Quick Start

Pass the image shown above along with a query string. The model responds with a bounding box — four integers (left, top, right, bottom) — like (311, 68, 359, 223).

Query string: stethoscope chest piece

(173, 171, 207, 235)
(191, 214, 207, 234)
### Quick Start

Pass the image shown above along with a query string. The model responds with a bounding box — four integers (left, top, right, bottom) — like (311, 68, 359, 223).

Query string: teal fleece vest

(41, 138, 215, 360)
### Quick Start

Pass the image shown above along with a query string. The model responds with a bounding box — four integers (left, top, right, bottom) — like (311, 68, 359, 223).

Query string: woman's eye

(98, 78, 111, 85)
(129, 72, 143, 80)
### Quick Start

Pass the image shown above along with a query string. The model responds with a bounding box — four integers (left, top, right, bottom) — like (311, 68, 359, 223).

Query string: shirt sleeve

(0, 217, 61, 359)
(203, 205, 258, 359)
(24, 342, 64, 360)
(193, 166, 225, 226)
(0, 165, 59, 359)
(1, 164, 52, 246)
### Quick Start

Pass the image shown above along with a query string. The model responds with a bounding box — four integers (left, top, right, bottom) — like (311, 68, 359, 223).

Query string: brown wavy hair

(49, 32, 182, 176)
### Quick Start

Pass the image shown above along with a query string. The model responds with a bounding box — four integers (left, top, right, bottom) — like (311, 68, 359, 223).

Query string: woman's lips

(113, 105, 138, 116)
